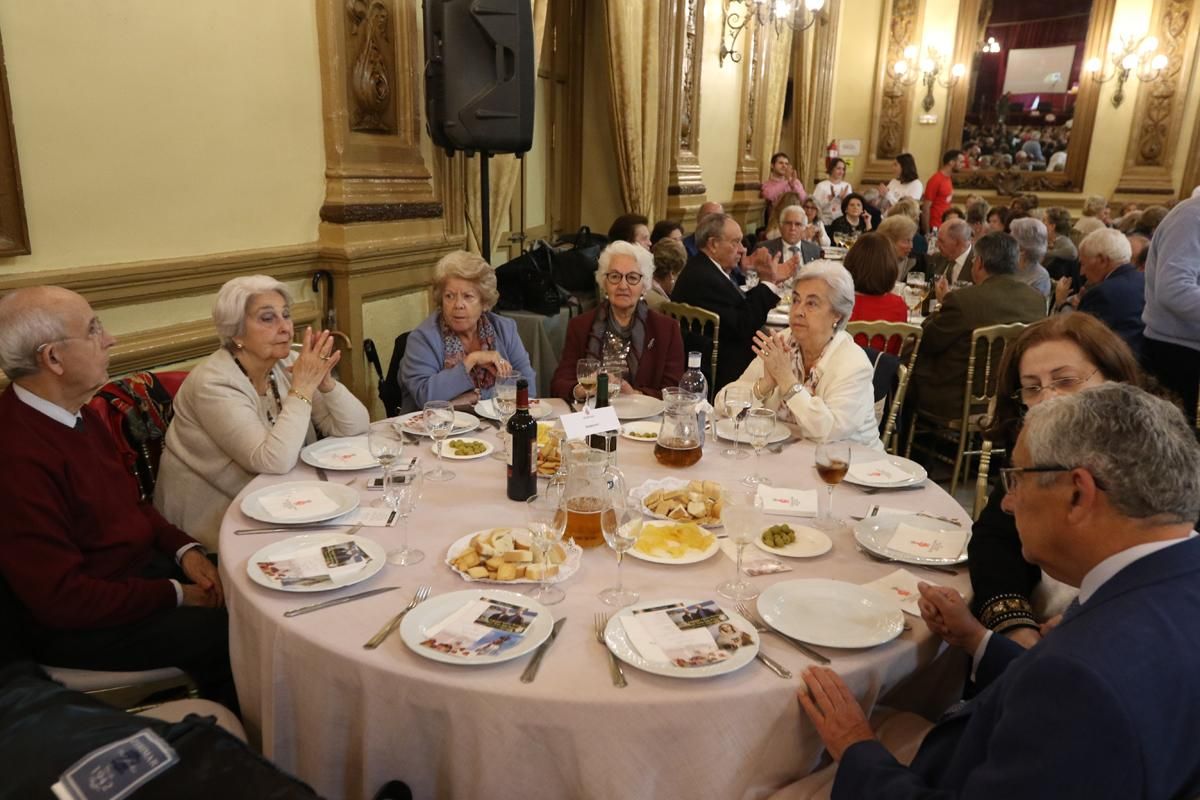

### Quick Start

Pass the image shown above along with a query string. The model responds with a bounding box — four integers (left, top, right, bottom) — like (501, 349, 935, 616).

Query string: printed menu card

(620, 601, 754, 668)
(256, 540, 372, 587)
(419, 596, 538, 658)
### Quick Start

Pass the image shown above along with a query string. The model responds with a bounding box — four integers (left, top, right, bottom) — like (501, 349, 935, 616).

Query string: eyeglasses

(1011, 369, 1099, 402)
(999, 464, 1106, 494)
(36, 318, 106, 353)
(604, 272, 643, 286)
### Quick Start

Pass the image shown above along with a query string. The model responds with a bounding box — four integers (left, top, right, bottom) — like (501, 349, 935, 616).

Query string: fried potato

(633, 522, 715, 559)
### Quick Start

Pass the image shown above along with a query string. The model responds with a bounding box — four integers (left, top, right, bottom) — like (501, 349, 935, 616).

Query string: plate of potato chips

(630, 478, 724, 528)
(627, 520, 719, 565)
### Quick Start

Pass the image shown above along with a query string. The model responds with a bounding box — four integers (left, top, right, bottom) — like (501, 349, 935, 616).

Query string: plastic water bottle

(679, 351, 708, 447)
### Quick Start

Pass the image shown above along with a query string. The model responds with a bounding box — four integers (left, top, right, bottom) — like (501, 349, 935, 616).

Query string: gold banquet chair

(845, 321, 923, 454)
(905, 322, 1027, 496)
(660, 301, 720, 399)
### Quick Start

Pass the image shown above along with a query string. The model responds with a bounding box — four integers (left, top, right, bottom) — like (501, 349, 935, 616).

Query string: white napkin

(757, 486, 818, 516)
(864, 569, 962, 616)
(257, 487, 339, 520)
(848, 460, 912, 485)
(312, 441, 376, 469)
(331, 507, 395, 527)
(885, 522, 968, 560)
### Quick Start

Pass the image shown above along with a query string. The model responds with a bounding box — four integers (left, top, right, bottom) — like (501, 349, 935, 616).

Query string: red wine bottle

(506, 378, 537, 501)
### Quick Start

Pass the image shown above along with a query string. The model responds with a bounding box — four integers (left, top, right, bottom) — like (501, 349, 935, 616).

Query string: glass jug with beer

(654, 388, 703, 468)
(561, 441, 626, 549)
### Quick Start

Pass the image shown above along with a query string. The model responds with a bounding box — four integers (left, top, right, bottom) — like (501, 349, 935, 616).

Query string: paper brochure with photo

(256, 540, 373, 587)
(757, 486, 817, 516)
(257, 487, 340, 520)
(885, 523, 968, 560)
(621, 601, 755, 668)
(419, 596, 539, 658)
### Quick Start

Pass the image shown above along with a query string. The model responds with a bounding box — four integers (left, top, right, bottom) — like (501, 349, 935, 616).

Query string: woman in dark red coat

(550, 241, 685, 401)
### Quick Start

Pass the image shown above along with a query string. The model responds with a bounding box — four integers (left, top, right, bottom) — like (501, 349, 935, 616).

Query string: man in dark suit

(1073, 228, 1145, 360)
(759, 203, 821, 266)
(925, 218, 974, 288)
(671, 213, 795, 391)
(798, 385, 1200, 799)
(681, 201, 724, 258)
(912, 232, 1046, 419)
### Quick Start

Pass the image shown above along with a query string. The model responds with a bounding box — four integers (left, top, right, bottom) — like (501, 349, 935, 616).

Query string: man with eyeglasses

(0, 286, 234, 708)
(671, 212, 796, 390)
(793, 384, 1200, 799)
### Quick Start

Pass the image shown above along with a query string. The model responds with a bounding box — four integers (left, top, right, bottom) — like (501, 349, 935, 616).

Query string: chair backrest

(380, 332, 410, 417)
(962, 323, 1026, 420)
(87, 371, 188, 502)
(847, 321, 923, 453)
(660, 301, 719, 399)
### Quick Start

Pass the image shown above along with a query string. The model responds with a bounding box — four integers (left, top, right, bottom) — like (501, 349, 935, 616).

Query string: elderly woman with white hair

(550, 240, 685, 399)
(155, 275, 370, 549)
(1010, 217, 1053, 298)
(399, 250, 537, 411)
(715, 261, 883, 449)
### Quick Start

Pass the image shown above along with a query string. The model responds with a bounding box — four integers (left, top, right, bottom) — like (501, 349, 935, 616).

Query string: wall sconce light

(719, 0, 825, 66)
(1084, 34, 1168, 108)
(890, 45, 965, 111)
(981, 36, 1001, 54)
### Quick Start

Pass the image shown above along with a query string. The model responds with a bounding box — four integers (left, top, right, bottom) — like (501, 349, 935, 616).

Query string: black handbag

(496, 241, 563, 316)
(552, 226, 608, 292)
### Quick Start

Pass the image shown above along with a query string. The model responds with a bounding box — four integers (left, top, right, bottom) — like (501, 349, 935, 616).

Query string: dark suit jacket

(548, 303, 685, 400)
(761, 237, 821, 265)
(669, 254, 781, 392)
(836, 535, 1200, 800)
(682, 233, 699, 258)
(913, 274, 1046, 419)
(923, 249, 975, 285)
(1078, 263, 1145, 360)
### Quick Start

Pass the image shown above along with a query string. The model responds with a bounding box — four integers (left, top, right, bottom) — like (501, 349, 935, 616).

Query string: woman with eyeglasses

(549, 241, 685, 400)
(969, 314, 1142, 649)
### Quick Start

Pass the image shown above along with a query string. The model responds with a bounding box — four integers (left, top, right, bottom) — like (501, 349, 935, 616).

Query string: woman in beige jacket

(155, 275, 370, 550)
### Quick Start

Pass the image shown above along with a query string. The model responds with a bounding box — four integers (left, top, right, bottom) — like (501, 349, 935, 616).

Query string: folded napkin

(757, 486, 817, 516)
(848, 460, 913, 485)
(313, 440, 376, 469)
(257, 487, 340, 520)
(717, 540, 792, 575)
(864, 568, 961, 616)
(884, 522, 967, 560)
(332, 507, 395, 527)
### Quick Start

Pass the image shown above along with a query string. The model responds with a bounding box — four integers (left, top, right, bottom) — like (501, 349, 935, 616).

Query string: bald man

(682, 201, 725, 258)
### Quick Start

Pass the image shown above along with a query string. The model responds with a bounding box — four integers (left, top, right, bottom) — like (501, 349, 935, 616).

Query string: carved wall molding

(345, 0, 396, 134)
(0, 27, 29, 256)
(679, 0, 701, 152)
(862, 0, 924, 184)
(665, 0, 707, 218)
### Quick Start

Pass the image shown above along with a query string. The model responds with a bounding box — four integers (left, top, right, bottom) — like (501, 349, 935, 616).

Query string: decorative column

(664, 0, 709, 224)
(861, 0, 925, 186)
(791, 1, 841, 189)
(727, 20, 768, 230)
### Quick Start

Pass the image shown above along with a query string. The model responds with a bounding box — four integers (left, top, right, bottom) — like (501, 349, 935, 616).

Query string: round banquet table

(219, 400, 972, 800)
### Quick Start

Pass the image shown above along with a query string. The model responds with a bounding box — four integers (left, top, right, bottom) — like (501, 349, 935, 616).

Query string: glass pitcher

(560, 442, 626, 549)
(655, 388, 703, 468)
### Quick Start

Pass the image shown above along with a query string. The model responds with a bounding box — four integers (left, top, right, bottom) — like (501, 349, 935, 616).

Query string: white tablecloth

(219, 400, 970, 800)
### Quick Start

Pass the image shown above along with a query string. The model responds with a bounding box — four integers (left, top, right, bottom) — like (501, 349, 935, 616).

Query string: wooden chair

(846, 321, 923, 454)
(905, 322, 1026, 496)
(971, 396, 1001, 520)
(660, 301, 719, 399)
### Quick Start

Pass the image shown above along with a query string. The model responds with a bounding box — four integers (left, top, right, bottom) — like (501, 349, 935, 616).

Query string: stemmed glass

(490, 375, 519, 461)
(599, 495, 641, 607)
(602, 358, 625, 402)
(722, 385, 752, 459)
(904, 273, 929, 322)
(367, 421, 404, 502)
(526, 488, 567, 605)
(814, 442, 851, 530)
(383, 462, 424, 565)
(575, 357, 600, 406)
(423, 400, 456, 482)
(743, 408, 775, 486)
(716, 488, 763, 601)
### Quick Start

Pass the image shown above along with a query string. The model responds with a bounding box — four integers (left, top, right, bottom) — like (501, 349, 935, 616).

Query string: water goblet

(742, 408, 775, 486)
(383, 463, 424, 565)
(423, 400, 456, 482)
(525, 490, 567, 605)
(814, 442, 851, 531)
(716, 488, 763, 601)
(367, 420, 403, 482)
(599, 498, 640, 607)
(490, 375, 519, 461)
(575, 357, 600, 406)
(722, 385, 752, 460)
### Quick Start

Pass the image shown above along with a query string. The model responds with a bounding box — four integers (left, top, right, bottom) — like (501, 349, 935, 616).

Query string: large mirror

(942, 0, 1115, 194)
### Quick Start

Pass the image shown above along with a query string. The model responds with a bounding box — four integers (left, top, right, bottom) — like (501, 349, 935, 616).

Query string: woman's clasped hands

(288, 327, 341, 396)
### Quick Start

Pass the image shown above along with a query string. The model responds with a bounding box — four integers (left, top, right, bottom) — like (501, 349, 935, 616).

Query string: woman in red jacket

(550, 241, 685, 400)
(843, 233, 908, 354)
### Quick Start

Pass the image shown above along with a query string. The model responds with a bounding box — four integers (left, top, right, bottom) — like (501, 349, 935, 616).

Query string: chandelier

(719, 0, 826, 66)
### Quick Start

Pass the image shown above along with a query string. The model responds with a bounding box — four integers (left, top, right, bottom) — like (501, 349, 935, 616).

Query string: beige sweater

(154, 348, 370, 550)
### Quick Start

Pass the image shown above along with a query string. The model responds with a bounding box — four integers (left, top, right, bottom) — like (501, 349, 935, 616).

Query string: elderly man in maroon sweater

(0, 286, 233, 706)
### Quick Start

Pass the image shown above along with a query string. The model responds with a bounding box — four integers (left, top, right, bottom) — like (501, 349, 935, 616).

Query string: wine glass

(722, 385, 752, 460)
(526, 489, 567, 605)
(423, 400, 456, 482)
(383, 462, 424, 565)
(903, 283, 927, 323)
(814, 442, 851, 531)
(490, 375, 519, 461)
(575, 357, 600, 406)
(743, 408, 775, 486)
(599, 496, 640, 607)
(717, 488, 763, 601)
(602, 358, 625, 402)
(367, 421, 403, 491)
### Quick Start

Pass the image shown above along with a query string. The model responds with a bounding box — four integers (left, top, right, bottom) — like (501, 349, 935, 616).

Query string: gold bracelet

(288, 388, 312, 406)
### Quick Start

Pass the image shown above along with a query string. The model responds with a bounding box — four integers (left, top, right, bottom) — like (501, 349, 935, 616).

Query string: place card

(863, 569, 962, 616)
(757, 486, 817, 516)
(884, 523, 968, 560)
(559, 404, 620, 441)
(257, 487, 340, 520)
(848, 460, 913, 485)
(418, 596, 538, 659)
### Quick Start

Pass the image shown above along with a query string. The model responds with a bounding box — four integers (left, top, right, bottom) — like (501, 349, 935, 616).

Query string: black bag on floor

(495, 241, 562, 316)
(552, 226, 607, 292)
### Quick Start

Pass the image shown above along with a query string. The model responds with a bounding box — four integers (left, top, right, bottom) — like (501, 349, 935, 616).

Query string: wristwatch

(781, 382, 806, 404)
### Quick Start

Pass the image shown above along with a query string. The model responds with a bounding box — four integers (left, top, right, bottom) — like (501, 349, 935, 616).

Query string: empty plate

(757, 579, 905, 648)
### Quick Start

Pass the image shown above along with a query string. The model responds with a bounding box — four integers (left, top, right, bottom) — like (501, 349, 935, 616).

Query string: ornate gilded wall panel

(862, 0, 924, 184)
(0, 27, 28, 256)
(345, 0, 396, 134)
(665, 0, 707, 213)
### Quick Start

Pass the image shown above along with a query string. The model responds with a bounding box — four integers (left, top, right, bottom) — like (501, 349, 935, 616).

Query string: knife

(520, 617, 567, 683)
(315, 466, 330, 482)
(234, 524, 360, 536)
(283, 585, 400, 617)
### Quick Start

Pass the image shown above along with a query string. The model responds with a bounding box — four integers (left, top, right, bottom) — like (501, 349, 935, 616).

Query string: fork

(736, 601, 831, 665)
(856, 546, 960, 576)
(594, 612, 627, 688)
(363, 585, 430, 649)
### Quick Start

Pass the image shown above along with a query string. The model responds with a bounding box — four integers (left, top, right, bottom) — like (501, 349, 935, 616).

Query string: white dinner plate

(240, 481, 360, 525)
(610, 394, 666, 420)
(842, 455, 928, 489)
(620, 421, 660, 443)
(753, 523, 833, 558)
(431, 437, 495, 460)
(299, 435, 380, 471)
(713, 418, 790, 444)
(400, 589, 554, 666)
(247, 532, 385, 593)
(853, 513, 970, 566)
(758, 579, 905, 648)
(604, 599, 759, 679)
(395, 410, 480, 438)
(626, 520, 720, 565)
(474, 397, 553, 421)
(444, 529, 583, 585)
(629, 477, 722, 529)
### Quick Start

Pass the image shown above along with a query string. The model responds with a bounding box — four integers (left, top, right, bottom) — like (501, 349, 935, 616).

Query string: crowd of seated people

(960, 122, 1071, 172)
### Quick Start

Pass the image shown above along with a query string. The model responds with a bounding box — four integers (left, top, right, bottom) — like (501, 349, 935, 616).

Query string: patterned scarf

(587, 300, 649, 384)
(440, 312, 499, 391)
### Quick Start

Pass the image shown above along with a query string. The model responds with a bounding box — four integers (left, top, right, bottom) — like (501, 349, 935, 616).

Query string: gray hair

(212, 275, 294, 349)
(860, 187, 881, 204)
(974, 232, 1019, 275)
(792, 260, 855, 333)
(695, 212, 732, 252)
(1023, 384, 1200, 524)
(432, 251, 500, 311)
(779, 204, 806, 224)
(940, 218, 972, 245)
(0, 288, 71, 380)
(1079, 228, 1132, 264)
(877, 214, 917, 243)
(1081, 195, 1109, 217)
(1044, 206, 1073, 235)
(1010, 217, 1047, 266)
(596, 240, 653, 297)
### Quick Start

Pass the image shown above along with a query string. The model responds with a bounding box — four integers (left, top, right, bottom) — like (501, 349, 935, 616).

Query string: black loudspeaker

(424, 0, 534, 156)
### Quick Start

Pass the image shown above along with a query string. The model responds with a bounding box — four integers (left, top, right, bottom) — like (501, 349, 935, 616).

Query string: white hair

(433, 250, 500, 310)
(212, 275, 293, 349)
(1010, 217, 1047, 266)
(940, 218, 972, 245)
(1079, 228, 1132, 265)
(596, 240, 653, 298)
(1081, 195, 1109, 217)
(779, 204, 806, 223)
(792, 259, 856, 333)
(0, 289, 70, 380)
